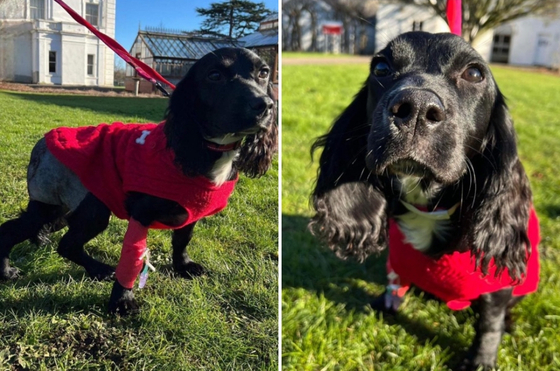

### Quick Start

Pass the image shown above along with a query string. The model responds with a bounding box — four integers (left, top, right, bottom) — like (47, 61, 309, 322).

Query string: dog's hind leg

(57, 193, 114, 281)
(26, 139, 114, 280)
(171, 222, 206, 278)
(0, 201, 65, 280)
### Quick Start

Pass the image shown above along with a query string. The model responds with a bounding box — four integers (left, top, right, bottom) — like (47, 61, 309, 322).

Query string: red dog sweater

(387, 208, 540, 310)
(45, 122, 238, 288)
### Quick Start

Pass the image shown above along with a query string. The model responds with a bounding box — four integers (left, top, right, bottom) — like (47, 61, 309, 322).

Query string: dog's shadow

(0, 267, 110, 316)
(0, 240, 262, 322)
(0, 238, 136, 317)
(282, 213, 473, 369)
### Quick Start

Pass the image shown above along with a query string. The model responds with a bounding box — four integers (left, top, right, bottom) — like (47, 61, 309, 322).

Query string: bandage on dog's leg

(115, 218, 148, 289)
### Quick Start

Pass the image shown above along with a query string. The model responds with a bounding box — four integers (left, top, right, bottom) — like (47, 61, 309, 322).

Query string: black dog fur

(310, 32, 534, 370)
(0, 47, 277, 316)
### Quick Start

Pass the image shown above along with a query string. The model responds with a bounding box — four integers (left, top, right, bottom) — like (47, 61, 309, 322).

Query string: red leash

(54, 0, 176, 95)
(446, 0, 462, 36)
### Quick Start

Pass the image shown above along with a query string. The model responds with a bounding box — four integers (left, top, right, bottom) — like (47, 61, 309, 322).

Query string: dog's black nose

(389, 89, 445, 128)
(250, 96, 274, 114)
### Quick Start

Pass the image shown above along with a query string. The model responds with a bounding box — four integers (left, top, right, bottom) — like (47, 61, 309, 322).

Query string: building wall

(124, 35, 155, 93)
(0, 22, 33, 82)
(103, 0, 116, 86)
(375, 4, 493, 60)
(375, 4, 448, 50)
(494, 17, 560, 68)
(0, 0, 115, 86)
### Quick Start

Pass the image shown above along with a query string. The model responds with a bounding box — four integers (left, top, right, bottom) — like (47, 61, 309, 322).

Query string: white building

(492, 17, 560, 68)
(375, 4, 493, 61)
(0, 0, 115, 86)
(375, 3, 560, 69)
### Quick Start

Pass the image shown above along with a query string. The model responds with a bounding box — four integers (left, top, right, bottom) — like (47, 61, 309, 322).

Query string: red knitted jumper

(45, 122, 238, 288)
(387, 208, 540, 310)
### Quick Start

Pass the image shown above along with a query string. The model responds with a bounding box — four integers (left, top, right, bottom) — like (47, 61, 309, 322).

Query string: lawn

(281, 62, 560, 370)
(0, 91, 278, 370)
(282, 52, 359, 58)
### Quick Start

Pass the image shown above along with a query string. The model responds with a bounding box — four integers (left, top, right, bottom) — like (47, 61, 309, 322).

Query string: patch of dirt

(0, 82, 165, 97)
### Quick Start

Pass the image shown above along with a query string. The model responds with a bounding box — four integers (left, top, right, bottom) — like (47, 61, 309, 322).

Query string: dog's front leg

(458, 288, 513, 371)
(108, 218, 149, 316)
(172, 222, 206, 278)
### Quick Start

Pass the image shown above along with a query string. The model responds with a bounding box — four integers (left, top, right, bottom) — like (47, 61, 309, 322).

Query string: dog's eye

(207, 70, 222, 81)
(258, 68, 270, 79)
(372, 61, 392, 77)
(461, 67, 484, 83)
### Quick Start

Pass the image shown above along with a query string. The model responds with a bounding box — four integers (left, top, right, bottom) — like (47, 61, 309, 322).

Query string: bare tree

(283, 0, 378, 53)
(114, 61, 126, 86)
(324, 0, 377, 53)
(282, 0, 319, 51)
(397, 0, 560, 43)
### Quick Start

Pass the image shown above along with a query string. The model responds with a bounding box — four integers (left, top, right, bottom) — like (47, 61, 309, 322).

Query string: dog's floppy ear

(235, 82, 278, 177)
(164, 75, 210, 177)
(467, 90, 532, 280)
(310, 86, 389, 261)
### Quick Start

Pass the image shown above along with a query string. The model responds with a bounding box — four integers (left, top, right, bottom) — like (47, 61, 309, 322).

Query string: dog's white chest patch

(396, 176, 455, 252)
(135, 130, 152, 145)
(396, 212, 451, 252)
(209, 150, 239, 186)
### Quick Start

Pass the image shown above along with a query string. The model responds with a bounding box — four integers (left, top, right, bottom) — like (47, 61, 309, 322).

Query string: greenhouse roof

(138, 31, 242, 60)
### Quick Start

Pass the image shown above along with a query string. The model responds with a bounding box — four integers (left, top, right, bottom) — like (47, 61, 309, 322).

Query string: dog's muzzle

(250, 95, 274, 118)
(388, 89, 446, 130)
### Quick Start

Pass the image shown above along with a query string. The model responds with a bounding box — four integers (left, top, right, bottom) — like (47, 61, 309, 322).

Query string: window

(490, 34, 511, 63)
(30, 0, 45, 19)
(87, 54, 95, 76)
(49, 51, 56, 73)
(86, 3, 99, 26)
(412, 21, 423, 31)
(260, 20, 278, 30)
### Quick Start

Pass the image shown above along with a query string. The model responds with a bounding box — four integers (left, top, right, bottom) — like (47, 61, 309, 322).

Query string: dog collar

(205, 140, 242, 152)
(399, 200, 460, 220)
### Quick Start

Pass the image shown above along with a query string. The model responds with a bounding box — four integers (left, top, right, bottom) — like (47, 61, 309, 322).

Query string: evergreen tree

(196, 0, 272, 39)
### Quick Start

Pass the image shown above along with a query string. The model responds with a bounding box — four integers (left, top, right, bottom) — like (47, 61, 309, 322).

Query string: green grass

(0, 91, 278, 370)
(282, 52, 357, 59)
(281, 64, 560, 370)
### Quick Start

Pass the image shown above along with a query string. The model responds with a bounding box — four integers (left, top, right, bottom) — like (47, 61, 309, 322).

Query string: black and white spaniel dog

(311, 32, 539, 370)
(0, 48, 277, 316)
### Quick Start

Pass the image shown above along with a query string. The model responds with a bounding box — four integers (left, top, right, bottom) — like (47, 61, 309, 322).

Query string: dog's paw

(108, 281, 140, 316)
(456, 357, 496, 371)
(86, 262, 115, 281)
(370, 291, 398, 315)
(174, 261, 206, 279)
(0, 266, 21, 281)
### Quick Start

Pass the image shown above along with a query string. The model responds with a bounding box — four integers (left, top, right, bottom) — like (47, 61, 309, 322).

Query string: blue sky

(115, 0, 279, 59)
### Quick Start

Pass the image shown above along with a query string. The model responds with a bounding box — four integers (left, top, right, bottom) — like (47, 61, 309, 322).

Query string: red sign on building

(322, 23, 343, 35)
